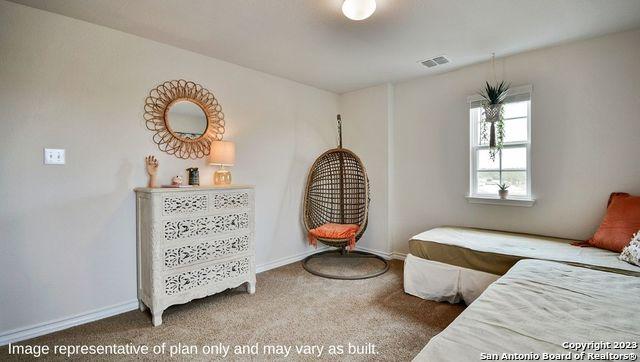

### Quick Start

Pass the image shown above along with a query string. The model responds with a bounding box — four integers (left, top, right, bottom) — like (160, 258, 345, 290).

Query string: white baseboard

(255, 247, 328, 273)
(354, 246, 406, 261)
(355, 245, 392, 259)
(0, 299, 138, 346)
(1, 247, 388, 346)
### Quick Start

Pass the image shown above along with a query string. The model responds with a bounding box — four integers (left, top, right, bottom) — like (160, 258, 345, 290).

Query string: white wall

(0, 0, 338, 338)
(391, 29, 640, 253)
(2, 0, 640, 343)
(339, 84, 393, 254)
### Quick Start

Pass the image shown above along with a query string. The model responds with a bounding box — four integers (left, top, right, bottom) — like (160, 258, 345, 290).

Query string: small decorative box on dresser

(134, 185, 255, 326)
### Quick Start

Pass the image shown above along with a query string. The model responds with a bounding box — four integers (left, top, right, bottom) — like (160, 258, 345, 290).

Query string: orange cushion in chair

(588, 193, 640, 252)
(308, 223, 359, 250)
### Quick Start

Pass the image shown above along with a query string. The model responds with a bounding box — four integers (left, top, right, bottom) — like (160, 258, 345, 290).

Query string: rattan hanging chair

(301, 115, 389, 280)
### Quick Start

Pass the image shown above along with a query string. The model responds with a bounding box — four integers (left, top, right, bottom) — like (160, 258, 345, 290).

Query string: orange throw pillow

(588, 193, 640, 252)
(308, 223, 359, 250)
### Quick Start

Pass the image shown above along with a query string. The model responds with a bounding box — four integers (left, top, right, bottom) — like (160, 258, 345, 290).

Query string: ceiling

(10, 0, 640, 93)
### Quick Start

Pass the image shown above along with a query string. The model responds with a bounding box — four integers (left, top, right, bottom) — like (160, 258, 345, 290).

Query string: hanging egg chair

(301, 115, 389, 280)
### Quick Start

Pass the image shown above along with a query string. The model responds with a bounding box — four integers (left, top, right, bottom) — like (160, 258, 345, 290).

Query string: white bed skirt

(403, 253, 500, 304)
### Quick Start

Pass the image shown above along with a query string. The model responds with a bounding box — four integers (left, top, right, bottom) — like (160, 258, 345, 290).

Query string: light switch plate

(44, 148, 65, 165)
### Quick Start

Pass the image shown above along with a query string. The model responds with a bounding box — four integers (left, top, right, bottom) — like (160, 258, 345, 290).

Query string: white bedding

(414, 259, 640, 361)
(403, 254, 499, 304)
(412, 226, 640, 275)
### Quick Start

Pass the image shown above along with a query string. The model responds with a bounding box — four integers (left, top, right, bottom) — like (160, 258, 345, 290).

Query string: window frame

(468, 85, 533, 201)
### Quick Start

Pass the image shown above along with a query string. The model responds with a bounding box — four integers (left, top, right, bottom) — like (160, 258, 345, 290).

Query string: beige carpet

(1, 260, 464, 361)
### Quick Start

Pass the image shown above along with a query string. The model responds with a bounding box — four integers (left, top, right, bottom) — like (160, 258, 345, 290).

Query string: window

(469, 85, 532, 200)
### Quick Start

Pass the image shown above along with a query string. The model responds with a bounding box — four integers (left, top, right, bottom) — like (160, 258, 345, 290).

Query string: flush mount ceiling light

(342, 0, 376, 21)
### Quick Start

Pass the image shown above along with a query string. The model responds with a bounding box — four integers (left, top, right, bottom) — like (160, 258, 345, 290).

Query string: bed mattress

(409, 226, 640, 276)
(414, 259, 640, 361)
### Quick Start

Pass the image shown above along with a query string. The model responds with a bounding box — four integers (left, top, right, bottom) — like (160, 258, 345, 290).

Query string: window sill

(465, 195, 535, 207)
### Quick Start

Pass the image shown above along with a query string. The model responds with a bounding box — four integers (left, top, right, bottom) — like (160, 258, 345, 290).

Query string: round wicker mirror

(144, 80, 225, 159)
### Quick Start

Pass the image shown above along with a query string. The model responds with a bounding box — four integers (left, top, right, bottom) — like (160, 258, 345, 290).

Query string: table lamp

(209, 140, 235, 185)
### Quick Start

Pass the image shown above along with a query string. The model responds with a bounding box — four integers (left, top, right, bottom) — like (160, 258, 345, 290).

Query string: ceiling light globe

(342, 0, 376, 21)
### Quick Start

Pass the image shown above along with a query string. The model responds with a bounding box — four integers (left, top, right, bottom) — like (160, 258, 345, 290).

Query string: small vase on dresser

(134, 185, 255, 326)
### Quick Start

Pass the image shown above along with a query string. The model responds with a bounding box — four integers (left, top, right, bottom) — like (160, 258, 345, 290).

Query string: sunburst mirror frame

(144, 79, 225, 159)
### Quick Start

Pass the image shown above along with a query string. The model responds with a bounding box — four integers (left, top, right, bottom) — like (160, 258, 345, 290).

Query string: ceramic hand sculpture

(145, 155, 159, 188)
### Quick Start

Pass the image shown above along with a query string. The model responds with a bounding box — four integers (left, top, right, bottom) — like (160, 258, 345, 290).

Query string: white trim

(354, 245, 406, 261)
(468, 84, 532, 199)
(0, 249, 328, 346)
(0, 300, 138, 346)
(355, 245, 392, 259)
(1, 247, 400, 346)
(465, 195, 535, 207)
(255, 247, 328, 273)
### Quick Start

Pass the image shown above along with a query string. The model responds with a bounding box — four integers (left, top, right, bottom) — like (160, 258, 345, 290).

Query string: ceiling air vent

(420, 55, 450, 68)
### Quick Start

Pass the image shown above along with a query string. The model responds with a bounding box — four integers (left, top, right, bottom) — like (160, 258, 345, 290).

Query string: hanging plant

(479, 81, 510, 160)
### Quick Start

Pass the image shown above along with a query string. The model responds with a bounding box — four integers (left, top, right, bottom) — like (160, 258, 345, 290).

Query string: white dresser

(134, 185, 255, 326)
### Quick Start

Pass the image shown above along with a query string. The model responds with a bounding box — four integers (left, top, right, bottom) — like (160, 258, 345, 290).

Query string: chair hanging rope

(337, 114, 343, 148)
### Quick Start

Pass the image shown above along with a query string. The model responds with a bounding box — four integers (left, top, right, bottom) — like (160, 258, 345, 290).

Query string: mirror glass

(166, 100, 207, 140)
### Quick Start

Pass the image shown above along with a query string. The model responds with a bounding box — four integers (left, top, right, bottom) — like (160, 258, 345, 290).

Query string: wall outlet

(44, 148, 65, 165)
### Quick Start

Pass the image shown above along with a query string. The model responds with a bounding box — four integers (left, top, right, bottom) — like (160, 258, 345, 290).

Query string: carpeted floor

(0, 259, 464, 361)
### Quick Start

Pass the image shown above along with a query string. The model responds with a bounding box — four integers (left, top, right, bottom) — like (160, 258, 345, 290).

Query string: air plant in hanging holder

(479, 81, 510, 160)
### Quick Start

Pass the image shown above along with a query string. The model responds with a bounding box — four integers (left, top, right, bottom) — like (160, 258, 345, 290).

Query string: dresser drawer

(160, 190, 251, 217)
(163, 234, 250, 270)
(161, 193, 209, 216)
(163, 256, 251, 296)
(210, 191, 250, 211)
(162, 212, 250, 242)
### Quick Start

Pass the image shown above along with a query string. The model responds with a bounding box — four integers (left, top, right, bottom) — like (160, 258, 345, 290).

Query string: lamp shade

(208, 140, 235, 166)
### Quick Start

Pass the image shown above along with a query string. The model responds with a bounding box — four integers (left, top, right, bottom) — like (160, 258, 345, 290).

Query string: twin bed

(414, 259, 640, 361)
(405, 226, 639, 304)
(406, 227, 640, 361)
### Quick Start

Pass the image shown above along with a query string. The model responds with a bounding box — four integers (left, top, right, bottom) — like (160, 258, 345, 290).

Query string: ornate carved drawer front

(211, 192, 250, 211)
(163, 212, 250, 242)
(162, 194, 208, 216)
(164, 257, 250, 296)
(164, 234, 250, 269)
